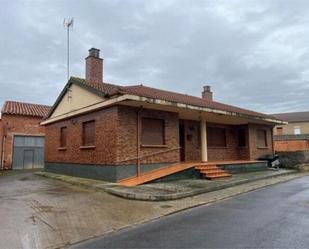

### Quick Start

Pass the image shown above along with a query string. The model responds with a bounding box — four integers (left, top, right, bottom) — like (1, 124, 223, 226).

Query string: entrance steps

(195, 164, 231, 179)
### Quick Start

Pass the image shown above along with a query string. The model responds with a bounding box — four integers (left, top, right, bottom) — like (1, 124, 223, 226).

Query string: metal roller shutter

(12, 135, 44, 169)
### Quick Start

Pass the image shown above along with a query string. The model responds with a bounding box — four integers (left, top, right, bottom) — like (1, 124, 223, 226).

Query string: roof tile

(2, 101, 51, 118)
(70, 77, 278, 121)
(272, 112, 309, 122)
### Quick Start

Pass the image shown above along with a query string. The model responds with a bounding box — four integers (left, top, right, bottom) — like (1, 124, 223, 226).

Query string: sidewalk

(37, 169, 297, 201)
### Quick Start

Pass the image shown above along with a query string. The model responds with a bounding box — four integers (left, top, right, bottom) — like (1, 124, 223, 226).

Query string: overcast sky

(1, 0, 309, 114)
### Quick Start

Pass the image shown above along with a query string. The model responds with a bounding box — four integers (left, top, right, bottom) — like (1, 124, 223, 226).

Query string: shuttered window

(276, 127, 283, 135)
(141, 118, 165, 145)
(238, 129, 246, 147)
(60, 127, 67, 147)
(82, 120, 95, 146)
(207, 127, 226, 147)
(257, 129, 268, 147)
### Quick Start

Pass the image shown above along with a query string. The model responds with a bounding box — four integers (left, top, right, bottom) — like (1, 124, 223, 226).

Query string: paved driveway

(0, 170, 167, 249)
(72, 176, 309, 249)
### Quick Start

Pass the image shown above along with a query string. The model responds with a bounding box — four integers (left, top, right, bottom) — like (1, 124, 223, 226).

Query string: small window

(141, 118, 165, 145)
(238, 129, 246, 147)
(207, 127, 226, 147)
(60, 127, 67, 147)
(294, 126, 301, 135)
(257, 129, 268, 148)
(276, 127, 283, 135)
(82, 120, 95, 146)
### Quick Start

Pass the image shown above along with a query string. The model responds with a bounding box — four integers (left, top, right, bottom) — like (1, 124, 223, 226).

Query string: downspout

(1, 135, 6, 170)
(136, 106, 143, 177)
(0, 135, 3, 169)
(271, 126, 275, 156)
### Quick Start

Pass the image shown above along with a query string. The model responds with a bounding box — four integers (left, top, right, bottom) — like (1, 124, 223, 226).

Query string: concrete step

(195, 164, 232, 180)
(199, 169, 227, 174)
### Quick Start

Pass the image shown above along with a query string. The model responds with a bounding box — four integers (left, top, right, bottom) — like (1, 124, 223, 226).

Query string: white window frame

(294, 126, 301, 135)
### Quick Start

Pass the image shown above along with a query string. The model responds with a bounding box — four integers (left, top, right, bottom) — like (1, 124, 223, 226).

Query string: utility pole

(63, 18, 74, 80)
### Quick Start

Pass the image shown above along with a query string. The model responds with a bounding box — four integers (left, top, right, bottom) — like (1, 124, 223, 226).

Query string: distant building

(0, 101, 50, 169)
(272, 112, 309, 152)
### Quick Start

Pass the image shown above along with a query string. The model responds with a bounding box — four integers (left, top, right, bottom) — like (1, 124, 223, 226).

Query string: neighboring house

(0, 101, 50, 170)
(272, 112, 309, 152)
(41, 48, 285, 182)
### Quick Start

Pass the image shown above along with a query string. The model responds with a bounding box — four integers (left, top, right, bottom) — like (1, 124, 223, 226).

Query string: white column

(200, 118, 208, 162)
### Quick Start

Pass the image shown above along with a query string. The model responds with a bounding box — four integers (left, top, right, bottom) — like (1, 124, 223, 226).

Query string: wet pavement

(1, 170, 307, 249)
(0, 170, 166, 249)
(72, 176, 309, 249)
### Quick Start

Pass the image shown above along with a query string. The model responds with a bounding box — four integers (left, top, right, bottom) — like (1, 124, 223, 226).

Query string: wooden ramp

(118, 162, 203, 187)
(118, 162, 234, 186)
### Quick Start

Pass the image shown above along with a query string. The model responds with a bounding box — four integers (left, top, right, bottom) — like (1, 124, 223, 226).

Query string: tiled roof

(2, 101, 51, 118)
(119, 85, 274, 119)
(69, 77, 279, 121)
(71, 77, 119, 96)
(272, 111, 309, 123)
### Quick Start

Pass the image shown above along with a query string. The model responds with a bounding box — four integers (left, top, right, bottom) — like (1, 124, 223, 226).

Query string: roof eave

(42, 93, 287, 125)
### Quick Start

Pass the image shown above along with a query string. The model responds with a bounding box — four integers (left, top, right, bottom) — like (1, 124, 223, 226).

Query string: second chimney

(85, 48, 103, 83)
(202, 85, 213, 101)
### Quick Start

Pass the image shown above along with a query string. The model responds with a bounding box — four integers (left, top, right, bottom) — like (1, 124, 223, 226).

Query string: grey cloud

(0, 0, 309, 114)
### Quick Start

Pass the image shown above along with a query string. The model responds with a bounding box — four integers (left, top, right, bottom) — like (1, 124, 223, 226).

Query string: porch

(118, 160, 268, 186)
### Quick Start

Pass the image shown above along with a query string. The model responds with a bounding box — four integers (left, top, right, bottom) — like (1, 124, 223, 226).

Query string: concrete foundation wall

(45, 162, 169, 182)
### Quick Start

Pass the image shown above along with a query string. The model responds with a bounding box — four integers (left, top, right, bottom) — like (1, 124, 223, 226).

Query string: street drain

(19, 177, 30, 181)
(160, 205, 173, 208)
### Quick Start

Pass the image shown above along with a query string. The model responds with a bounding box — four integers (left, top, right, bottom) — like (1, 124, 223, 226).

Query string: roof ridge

(272, 111, 309, 115)
(122, 84, 201, 99)
(3, 100, 51, 108)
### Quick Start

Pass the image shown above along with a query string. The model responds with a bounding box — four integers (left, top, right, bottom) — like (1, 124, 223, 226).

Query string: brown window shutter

(257, 129, 267, 147)
(207, 127, 226, 147)
(141, 118, 165, 145)
(82, 120, 95, 146)
(60, 127, 67, 147)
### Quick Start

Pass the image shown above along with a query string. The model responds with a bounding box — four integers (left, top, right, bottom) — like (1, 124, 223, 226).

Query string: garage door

(12, 136, 44, 169)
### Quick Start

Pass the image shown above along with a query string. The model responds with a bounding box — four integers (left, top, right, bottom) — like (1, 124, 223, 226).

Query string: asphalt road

(71, 176, 309, 249)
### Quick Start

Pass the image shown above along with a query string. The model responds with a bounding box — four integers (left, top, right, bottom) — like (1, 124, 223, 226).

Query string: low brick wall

(218, 161, 269, 174)
(277, 151, 309, 168)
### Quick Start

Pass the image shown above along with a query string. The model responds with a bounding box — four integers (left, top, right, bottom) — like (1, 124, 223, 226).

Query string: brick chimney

(85, 48, 103, 83)
(202, 85, 213, 101)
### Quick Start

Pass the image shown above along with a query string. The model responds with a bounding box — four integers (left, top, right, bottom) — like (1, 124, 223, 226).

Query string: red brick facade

(45, 105, 274, 168)
(45, 107, 118, 165)
(274, 140, 309, 152)
(248, 124, 273, 159)
(0, 114, 46, 169)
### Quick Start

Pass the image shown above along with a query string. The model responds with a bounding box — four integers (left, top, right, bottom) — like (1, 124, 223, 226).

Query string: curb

(103, 170, 299, 201)
(35, 170, 305, 202)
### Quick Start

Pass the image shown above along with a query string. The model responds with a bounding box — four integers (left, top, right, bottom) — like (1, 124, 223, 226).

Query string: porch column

(200, 118, 208, 162)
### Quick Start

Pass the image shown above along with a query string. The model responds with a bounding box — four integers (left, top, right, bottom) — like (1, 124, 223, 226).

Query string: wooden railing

(117, 146, 181, 176)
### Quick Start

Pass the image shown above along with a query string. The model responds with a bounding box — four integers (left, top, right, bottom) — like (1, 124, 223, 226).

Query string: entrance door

(179, 124, 186, 161)
(23, 150, 34, 169)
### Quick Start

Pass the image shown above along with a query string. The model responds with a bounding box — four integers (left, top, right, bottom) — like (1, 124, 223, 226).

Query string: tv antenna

(63, 18, 74, 80)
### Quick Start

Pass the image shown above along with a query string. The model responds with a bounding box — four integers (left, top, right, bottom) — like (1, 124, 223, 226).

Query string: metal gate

(12, 136, 44, 169)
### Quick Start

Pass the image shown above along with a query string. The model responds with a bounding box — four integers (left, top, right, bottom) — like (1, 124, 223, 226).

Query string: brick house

(42, 48, 285, 183)
(272, 112, 309, 152)
(0, 101, 50, 170)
